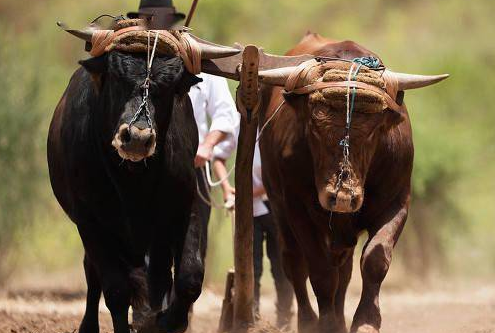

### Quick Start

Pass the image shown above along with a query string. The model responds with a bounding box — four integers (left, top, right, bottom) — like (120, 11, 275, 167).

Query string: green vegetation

(0, 0, 493, 286)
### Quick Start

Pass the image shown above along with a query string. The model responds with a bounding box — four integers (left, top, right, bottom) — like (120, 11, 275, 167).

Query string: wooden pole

(184, 0, 200, 27)
(233, 45, 260, 332)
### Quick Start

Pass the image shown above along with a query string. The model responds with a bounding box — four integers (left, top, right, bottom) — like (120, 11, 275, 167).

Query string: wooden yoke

(233, 45, 260, 332)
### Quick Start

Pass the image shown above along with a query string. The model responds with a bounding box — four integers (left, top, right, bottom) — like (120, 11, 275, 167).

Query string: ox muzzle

(112, 122, 156, 162)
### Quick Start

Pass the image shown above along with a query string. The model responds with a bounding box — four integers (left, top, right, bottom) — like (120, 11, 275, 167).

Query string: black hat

(127, 0, 186, 29)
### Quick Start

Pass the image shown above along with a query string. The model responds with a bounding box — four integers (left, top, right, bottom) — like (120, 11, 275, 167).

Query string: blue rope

(340, 57, 380, 148)
(351, 56, 381, 69)
(348, 57, 381, 120)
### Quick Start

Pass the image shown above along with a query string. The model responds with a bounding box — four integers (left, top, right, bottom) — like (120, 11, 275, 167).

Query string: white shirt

(188, 73, 238, 156)
(252, 142, 269, 217)
(215, 123, 269, 217)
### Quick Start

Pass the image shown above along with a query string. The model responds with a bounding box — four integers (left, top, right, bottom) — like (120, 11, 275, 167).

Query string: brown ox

(257, 33, 447, 333)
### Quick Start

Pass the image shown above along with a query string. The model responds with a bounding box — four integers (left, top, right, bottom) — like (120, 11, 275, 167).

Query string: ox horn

(385, 70, 449, 90)
(258, 66, 297, 86)
(57, 22, 96, 42)
(258, 66, 450, 90)
(57, 23, 240, 59)
(188, 34, 241, 59)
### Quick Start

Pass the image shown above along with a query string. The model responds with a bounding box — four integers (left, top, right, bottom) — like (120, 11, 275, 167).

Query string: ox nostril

(329, 192, 337, 206)
(120, 127, 131, 144)
(351, 196, 359, 210)
(145, 135, 155, 149)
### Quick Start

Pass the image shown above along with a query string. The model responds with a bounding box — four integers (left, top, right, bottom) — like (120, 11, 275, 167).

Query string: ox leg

(78, 226, 132, 333)
(276, 206, 318, 333)
(285, 202, 342, 333)
(282, 242, 317, 333)
(308, 265, 341, 333)
(157, 196, 205, 333)
(334, 250, 354, 333)
(148, 242, 173, 311)
(79, 254, 101, 333)
(351, 204, 408, 333)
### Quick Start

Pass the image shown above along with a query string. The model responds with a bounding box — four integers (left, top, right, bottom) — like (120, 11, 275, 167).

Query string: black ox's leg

(351, 199, 409, 333)
(147, 241, 174, 312)
(78, 225, 133, 333)
(157, 191, 206, 333)
(79, 254, 102, 333)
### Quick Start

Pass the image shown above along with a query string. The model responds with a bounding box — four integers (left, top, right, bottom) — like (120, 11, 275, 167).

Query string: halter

(283, 56, 390, 230)
(128, 31, 159, 131)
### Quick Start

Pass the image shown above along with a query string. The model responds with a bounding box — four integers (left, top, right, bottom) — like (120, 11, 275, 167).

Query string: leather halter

(283, 59, 405, 113)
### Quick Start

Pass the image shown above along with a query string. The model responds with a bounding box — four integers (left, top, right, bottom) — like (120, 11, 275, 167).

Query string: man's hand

(195, 130, 227, 168)
(195, 142, 214, 168)
(223, 184, 236, 211)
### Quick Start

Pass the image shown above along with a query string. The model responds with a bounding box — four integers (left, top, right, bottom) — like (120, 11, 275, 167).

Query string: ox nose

(119, 125, 155, 149)
(113, 124, 156, 162)
(322, 189, 363, 213)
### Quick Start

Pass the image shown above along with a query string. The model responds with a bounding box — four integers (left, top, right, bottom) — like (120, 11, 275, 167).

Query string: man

(128, 0, 238, 326)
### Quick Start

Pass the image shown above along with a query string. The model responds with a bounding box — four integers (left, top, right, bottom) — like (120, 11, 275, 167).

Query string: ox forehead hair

(106, 51, 185, 85)
(308, 63, 388, 114)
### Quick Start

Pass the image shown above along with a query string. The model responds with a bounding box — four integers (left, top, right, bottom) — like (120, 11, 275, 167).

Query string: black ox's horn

(57, 21, 240, 60)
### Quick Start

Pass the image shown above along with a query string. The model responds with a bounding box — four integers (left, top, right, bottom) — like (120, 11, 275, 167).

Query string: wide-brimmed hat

(127, 0, 186, 28)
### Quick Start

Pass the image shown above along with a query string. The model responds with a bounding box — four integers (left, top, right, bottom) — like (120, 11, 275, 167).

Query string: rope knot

(352, 56, 382, 69)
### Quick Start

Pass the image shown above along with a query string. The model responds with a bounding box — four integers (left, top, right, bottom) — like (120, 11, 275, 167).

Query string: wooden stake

(233, 45, 260, 332)
(184, 0, 200, 27)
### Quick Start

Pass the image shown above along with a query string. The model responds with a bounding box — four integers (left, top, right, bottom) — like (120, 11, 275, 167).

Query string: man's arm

(253, 185, 266, 198)
(195, 75, 238, 168)
(212, 158, 235, 202)
(195, 130, 227, 167)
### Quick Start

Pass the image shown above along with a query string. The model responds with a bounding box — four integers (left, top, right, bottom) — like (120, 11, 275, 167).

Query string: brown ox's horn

(384, 70, 449, 90)
(258, 67, 450, 90)
(258, 66, 297, 86)
(188, 34, 241, 59)
(57, 22, 96, 42)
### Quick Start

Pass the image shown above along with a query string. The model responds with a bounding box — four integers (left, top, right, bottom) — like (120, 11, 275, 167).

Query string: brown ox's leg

(334, 249, 354, 333)
(351, 202, 408, 333)
(307, 265, 340, 333)
(281, 200, 342, 333)
(282, 243, 316, 333)
(275, 206, 317, 333)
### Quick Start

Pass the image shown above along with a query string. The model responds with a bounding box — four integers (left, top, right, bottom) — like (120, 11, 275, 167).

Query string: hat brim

(127, 9, 185, 21)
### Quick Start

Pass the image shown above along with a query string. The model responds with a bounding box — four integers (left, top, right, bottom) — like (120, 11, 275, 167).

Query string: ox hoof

(156, 308, 188, 333)
(352, 324, 379, 333)
(135, 316, 160, 333)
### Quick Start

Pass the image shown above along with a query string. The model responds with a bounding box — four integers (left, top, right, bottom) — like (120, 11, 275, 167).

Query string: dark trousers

(253, 202, 293, 327)
(195, 167, 212, 257)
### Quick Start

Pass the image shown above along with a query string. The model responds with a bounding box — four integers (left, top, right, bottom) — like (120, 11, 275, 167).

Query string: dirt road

(1, 284, 494, 333)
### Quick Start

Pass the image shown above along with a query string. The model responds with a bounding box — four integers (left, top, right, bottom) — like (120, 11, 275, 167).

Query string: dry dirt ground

(1, 283, 494, 333)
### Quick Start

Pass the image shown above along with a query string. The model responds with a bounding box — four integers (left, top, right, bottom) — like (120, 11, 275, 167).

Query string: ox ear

(79, 55, 107, 89)
(383, 106, 406, 130)
(79, 55, 107, 74)
(175, 72, 202, 95)
(153, 56, 202, 95)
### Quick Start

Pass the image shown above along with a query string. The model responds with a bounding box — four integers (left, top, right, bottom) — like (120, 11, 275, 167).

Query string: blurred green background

(0, 0, 494, 289)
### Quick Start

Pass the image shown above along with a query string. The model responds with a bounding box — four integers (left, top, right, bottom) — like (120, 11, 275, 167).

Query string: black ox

(48, 27, 238, 333)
